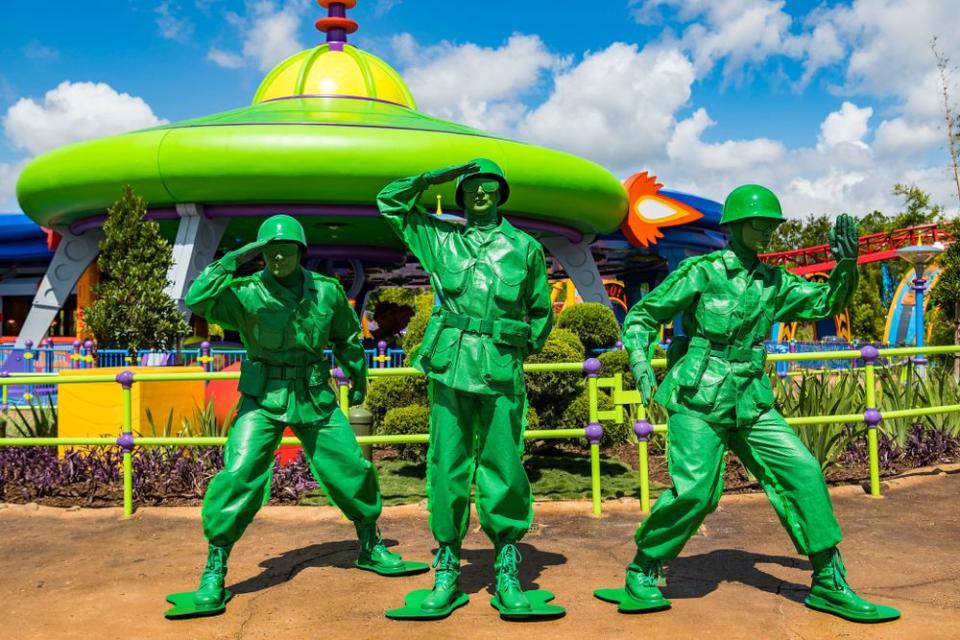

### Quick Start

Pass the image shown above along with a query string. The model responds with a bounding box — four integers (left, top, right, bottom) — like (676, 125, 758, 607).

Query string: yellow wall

(58, 366, 205, 456)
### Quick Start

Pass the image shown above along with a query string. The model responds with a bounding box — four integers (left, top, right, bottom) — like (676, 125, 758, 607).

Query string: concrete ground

(1, 467, 958, 640)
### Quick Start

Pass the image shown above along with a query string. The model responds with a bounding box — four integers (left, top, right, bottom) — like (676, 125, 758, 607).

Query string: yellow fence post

(860, 346, 882, 497)
(333, 367, 350, 415)
(584, 358, 603, 517)
(115, 370, 136, 518)
(634, 417, 653, 513)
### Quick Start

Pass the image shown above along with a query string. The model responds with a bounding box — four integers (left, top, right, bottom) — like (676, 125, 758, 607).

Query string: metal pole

(860, 346, 882, 497)
(634, 420, 654, 513)
(584, 358, 603, 517)
(115, 370, 135, 517)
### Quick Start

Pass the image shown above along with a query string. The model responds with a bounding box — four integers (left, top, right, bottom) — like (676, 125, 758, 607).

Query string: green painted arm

(185, 258, 247, 332)
(328, 282, 369, 399)
(525, 245, 553, 355)
(377, 174, 451, 274)
(775, 259, 859, 323)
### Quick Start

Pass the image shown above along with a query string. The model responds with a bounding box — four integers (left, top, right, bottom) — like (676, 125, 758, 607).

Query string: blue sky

(2, 1, 959, 218)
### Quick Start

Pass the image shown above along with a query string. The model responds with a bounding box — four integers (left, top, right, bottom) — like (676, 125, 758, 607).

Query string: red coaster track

(758, 223, 953, 275)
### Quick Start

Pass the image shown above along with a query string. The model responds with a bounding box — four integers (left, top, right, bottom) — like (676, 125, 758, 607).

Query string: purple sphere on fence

(863, 408, 882, 426)
(585, 422, 604, 444)
(633, 420, 654, 440)
(860, 345, 879, 363)
(583, 358, 602, 376)
(115, 370, 135, 388)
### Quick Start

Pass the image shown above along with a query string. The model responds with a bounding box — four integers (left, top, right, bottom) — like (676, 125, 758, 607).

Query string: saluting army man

(597, 185, 899, 622)
(164, 215, 425, 620)
(378, 160, 558, 618)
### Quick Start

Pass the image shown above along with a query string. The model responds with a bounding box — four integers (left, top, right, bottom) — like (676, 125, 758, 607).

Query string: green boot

(355, 522, 430, 576)
(493, 544, 532, 613)
(624, 554, 671, 610)
(165, 543, 233, 619)
(194, 543, 231, 607)
(420, 544, 464, 612)
(805, 548, 900, 622)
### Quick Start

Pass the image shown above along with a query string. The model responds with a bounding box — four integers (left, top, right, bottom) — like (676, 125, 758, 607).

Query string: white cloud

(398, 34, 560, 135)
(520, 43, 695, 171)
(818, 101, 873, 150)
(0, 159, 28, 212)
(155, 2, 194, 42)
(666, 107, 785, 171)
(207, 47, 245, 69)
(23, 41, 60, 62)
(210, 1, 308, 71)
(3, 81, 167, 155)
(874, 117, 943, 156)
(374, 0, 402, 17)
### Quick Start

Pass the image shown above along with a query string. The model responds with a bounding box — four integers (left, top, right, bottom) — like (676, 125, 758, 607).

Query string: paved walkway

(1, 466, 958, 640)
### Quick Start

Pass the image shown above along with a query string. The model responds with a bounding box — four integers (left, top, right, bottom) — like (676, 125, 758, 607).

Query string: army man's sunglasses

(748, 218, 779, 232)
(461, 179, 500, 193)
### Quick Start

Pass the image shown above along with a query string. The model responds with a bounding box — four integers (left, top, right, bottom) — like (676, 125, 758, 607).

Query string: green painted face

(730, 218, 778, 252)
(461, 178, 499, 216)
(263, 241, 300, 278)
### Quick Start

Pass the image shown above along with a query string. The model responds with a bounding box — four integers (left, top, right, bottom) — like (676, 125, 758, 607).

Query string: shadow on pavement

(228, 538, 372, 595)
(459, 543, 568, 596)
(666, 549, 810, 604)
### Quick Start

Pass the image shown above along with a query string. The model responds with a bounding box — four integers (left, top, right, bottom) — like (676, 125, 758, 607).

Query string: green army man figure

(595, 185, 900, 622)
(164, 215, 426, 619)
(378, 160, 561, 619)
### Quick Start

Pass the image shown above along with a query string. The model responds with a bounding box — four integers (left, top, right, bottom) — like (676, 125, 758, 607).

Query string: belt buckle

(466, 317, 482, 334)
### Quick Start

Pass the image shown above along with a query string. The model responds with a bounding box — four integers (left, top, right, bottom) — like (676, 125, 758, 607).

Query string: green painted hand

(631, 360, 656, 404)
(422, 162, 481, 186)
(222, 239, 270, 270)
(349, 387, 366, 407)
(829, 213, 859, 261)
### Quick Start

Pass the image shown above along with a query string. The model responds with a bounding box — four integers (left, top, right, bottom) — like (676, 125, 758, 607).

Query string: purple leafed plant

(0, 446, 319, 505)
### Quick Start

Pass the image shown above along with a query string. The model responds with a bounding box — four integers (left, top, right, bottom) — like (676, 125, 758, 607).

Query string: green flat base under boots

(804, 592, 900, 622)
(385, 588, 470, 619)
(594, 587, 671, 613)
(164, 589, 233, 619)
(356, 558, 430, 576)
(490, 589, 565, 619)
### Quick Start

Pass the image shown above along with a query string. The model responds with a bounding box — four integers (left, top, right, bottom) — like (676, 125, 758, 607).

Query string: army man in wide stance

(378, 160, 559, 619)
(595, 186, 899, 622)
(164, 215, 425, 619)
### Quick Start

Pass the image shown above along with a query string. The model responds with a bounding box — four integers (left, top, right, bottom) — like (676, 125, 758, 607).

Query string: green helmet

(720, 184, 785, 225)
(257, 214, 307, 249)
(455, 158, 510, 209)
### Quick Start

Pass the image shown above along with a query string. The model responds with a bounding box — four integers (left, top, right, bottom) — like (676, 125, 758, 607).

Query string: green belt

(710, 343, 765, 363)
(442, 312, 530, 349)
(261, 362, 326, 380)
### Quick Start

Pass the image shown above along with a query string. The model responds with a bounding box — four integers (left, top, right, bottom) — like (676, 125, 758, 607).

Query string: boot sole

(594, 587, 671, 613)
(491, 589, 565, 619)
(164, 589, 233, 619)
(385, 588, 469, 619)
(804, 594, 900, 622)
(356, 559, 430, 576)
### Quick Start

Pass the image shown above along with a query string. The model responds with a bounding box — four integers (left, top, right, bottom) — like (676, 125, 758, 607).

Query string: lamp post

(894, 242, 944, 372)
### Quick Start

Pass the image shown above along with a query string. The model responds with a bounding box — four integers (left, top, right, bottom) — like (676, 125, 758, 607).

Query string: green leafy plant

(525, 328, 585, 428)
(378, 405, 430, 461)
(2, 394, 58, 438)
(556, 303, 620, 352)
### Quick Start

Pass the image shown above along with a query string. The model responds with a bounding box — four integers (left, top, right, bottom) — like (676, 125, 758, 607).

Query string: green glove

(421, 161, 480, 186)
(220, 239, 271, 271)
(349, 385, 366, 407)
(829, 213, 859, 262)
(631, 359, 656, 404)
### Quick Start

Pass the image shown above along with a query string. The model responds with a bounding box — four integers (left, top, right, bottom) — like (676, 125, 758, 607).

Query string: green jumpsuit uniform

(623, 248, 857, 562)
(186, 257, 381, 546)
(377, 174, 553, 547)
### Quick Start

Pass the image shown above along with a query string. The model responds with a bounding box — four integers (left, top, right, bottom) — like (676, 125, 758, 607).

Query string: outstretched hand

(349, 386, 366, 407)
(223, 238, 270, 269)
(422, 162, 481, 186)
(829, 213, 859, 262)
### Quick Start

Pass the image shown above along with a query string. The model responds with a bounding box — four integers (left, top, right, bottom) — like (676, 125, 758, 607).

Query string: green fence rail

(2, 345, 959, 519)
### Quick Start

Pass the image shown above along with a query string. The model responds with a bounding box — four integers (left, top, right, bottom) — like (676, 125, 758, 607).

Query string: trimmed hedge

(557, 303, 620, 352)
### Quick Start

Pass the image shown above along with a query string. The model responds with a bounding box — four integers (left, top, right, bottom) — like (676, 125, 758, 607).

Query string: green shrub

(366, 374, 429, 428)
(557, 303, 620, 352)
(598, 349, 633, 389)
(525, 329, 586, 427)
(378, 405, 430, 461)
(400, 290, 436, 354)
(552, 390, 631, 446)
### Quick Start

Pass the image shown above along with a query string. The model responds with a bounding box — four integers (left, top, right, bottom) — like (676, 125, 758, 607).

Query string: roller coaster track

(759, 223, 953, 275)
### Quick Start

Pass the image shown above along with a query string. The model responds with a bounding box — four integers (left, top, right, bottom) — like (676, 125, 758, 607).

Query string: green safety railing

(2, 345, 959, 519)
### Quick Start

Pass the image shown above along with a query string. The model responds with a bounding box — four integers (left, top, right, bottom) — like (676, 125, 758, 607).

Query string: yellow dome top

(253, 43, 417, 108)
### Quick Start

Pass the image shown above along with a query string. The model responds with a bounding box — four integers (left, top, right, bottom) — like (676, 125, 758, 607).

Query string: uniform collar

(261, 266, 317, 304)
(722, 245, 760, 274)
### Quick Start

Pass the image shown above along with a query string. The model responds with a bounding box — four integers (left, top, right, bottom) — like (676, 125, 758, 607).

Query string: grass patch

(299, 454, 666, 507)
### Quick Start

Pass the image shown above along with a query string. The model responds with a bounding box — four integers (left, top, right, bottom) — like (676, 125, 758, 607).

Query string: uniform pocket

(303, 311, 332, 348)
(490, 254, 526, 305)
(675, 363, 724, 412)
(255, 309, 289, 350)
(696, 293, 740, 336)
(428, 328, 458, 372)
(438, 259, 475, 296)
(481, 342, 518, 385)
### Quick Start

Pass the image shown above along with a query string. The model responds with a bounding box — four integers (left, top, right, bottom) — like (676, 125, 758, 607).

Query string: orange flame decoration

(620, 172, 703, 247)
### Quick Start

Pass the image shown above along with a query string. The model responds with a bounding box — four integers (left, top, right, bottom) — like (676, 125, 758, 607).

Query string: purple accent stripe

(305, 245, 405, 262)
(329, 3, 346, 18)
(257, 93, 413, 109)
(327, 28, 346, 43)
(328, 41, 344, 52)
(69, 205, 584, 243)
